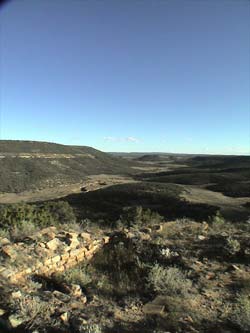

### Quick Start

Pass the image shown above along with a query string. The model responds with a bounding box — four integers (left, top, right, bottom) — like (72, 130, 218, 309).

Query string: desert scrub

(10, 220, 38, 241)
(57, 263, 92, 287)
(119, 206, 163, 229)
(232, 293, 250, 332)
(93, 232, 147, 293)
(79, 324, 102, 333)
(0, 228, 9, 239)
(209, 211, 226, 232)
(9, 294, 53, 329)
(148, 264, 192, 296)
(96, 274, 114, 294)
(224, 237, 241, 256)
(0, 201, 76, 229)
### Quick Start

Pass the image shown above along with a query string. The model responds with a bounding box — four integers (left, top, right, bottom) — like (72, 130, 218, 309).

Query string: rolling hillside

(0, 140, 134, 193)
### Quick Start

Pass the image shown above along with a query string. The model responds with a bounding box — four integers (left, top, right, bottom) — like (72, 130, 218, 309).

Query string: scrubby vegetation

(0, 201, 76, 240)
(147, 264, 192, 296)
(0, 205, 250, 332)
(64, 182, 219, 226)
(0, 144, 250, 332)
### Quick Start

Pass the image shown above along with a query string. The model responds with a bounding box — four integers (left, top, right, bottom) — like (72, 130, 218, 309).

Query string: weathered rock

(198, 235, 206, 240)
(51, 255, 61, 264)
(143, 303, 165, 315)
(11, 290, 22, 299)
(8, 314, 24, 328)
(60, 312, 69, 323)
(140, 227, 152, 234)
(53, 290, 71, 303)
(37, 226, 56, 238)
(70, 284, 82, 297)
(46, 238, 62, 251)
(80, 232, 92, 242)
(151, 224, 163, 232)
(2, 245, 17, 258)
(0, 237, 11, 246)
(0, 268, 15, 279)
(206, 272, 216, 280)
(0, 308, 6, 316)
(70, 300, 87, 309)
(0, 226, 110, 285)
(140, 233, 151, 241)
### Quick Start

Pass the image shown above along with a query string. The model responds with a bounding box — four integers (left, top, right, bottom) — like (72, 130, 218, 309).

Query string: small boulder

(1, 245, 17, 258)
(151, 224, 163, 232)
(8, 314, 24, 328)
(143, 303, 165, 315)
(11, 290, 22, 299)
(198, 235, 206, 241)
(60, 312, 69, 323)
(46, 238, 62, 251)
(0, 308, 6, 316)
(70, 284, 82, 297)
(0, 237, 11, 246)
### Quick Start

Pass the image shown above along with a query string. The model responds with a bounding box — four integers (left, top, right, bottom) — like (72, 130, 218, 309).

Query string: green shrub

(224, 237, 241, 256)
(147, 264, 192, 296)
(0, 201, 76, 230)
(209, 211, 225, 232)
(93, 232, 147, 293)
(119, 206, 163, 228)
(11, 220, 38, 241)
(56, 264, 92, 287)
(0, 228, 10, 239)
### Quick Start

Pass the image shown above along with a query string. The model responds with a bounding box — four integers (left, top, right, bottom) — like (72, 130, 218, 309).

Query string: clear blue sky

(0, 0, 249, 154)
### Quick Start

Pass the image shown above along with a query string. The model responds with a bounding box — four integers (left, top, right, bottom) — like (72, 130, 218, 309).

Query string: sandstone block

(80, 232, 92, 241)
(11, 290, 22, 299)
(2, 245, 17, 258)
(151, 224, 163, 232)
(61, 252, 70, 261)
(143, 303, 165, 315)
(0, 308, 6, 316)
(60, 312, 69, 323)
(70, 284, 82, 297)
(46, 238, 62, 251)
(0, 237, 11, 246)
(51, 255, 61, 263)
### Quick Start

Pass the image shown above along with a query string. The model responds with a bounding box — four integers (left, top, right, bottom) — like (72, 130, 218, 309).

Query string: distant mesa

(0, 140, 134, 194)
(137, 154, 163, 162)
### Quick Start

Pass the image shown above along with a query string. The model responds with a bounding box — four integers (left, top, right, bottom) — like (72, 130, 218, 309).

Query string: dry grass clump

(224, 237, 241, 256)
(10, 220, 38, 241)
(79, 324, 103, 333)
(232, 293, 250, 332)
(9, 294, 54, 329)
(147, 264, 192, 296)
(56, 263, 93, 287)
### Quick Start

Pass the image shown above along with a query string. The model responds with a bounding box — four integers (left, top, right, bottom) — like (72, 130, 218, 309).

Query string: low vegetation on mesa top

(0, 140, 135, 193)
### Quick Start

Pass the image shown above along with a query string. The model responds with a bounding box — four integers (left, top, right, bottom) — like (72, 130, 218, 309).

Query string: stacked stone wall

(0, 227, 109, 285)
